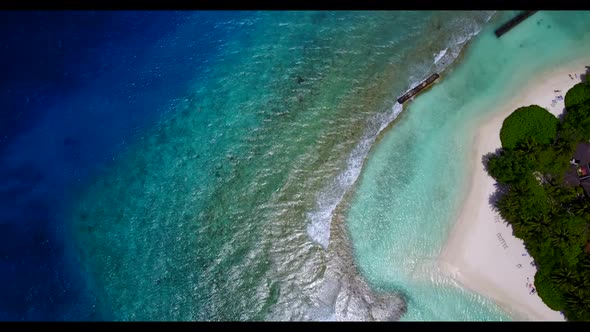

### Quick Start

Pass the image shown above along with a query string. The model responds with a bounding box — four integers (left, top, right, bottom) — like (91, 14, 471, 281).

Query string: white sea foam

(434, 48, 448, 64)
(305, 17, 491, 251)
(306, 103, 403, 249)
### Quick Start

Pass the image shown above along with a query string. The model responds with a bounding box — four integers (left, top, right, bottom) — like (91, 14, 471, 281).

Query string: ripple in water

(69, 11, 497, 321)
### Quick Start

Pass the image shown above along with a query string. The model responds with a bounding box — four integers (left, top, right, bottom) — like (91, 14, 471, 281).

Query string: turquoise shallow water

(68, 11, 494, 320)
(345, 11, 590, 321)
(66, 11, 590, 321)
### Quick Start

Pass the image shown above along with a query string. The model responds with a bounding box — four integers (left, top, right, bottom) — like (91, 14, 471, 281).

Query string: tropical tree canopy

(565, 81, 590, 109)
(486, 80, 590, 321)
(500, 105, 559, 150)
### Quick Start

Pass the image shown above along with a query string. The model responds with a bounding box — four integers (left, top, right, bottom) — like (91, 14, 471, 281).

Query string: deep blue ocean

(0, 11, 246, 320)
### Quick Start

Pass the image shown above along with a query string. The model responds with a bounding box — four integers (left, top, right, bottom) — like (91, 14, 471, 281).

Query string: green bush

(564, 82, 590, 109)
(535, 270, 567, 311)
(486, 150, 533, 184)
(537, 146, 571, 178)
(500, 105, 559, 149)
(563, 100, 590, 140)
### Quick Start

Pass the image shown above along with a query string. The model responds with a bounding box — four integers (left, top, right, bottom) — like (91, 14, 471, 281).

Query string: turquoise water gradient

(69, 11, 494, 320)
(67, 11, 590, 321)
(346, 11, 590, 321)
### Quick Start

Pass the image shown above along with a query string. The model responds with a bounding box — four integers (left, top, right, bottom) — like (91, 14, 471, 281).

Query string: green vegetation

(499, 105, 559, 149)
(485, 78, 590, 321)
(562, 82, 590, 143)
(565, 81, 590, 109)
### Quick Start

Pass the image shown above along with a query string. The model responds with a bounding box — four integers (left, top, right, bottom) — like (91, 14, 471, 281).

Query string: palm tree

(571, 199, 590, 217)
(550, 224, 570, 247)
(516, 138, 539, 160)
(581, 272, 590, 290)
(550, 186, 572, 201)
(524, 218, 545, 237)
(576, 273, 590, 290)
(580, 295, 590, 309)
(565, 288, 589, 307)
(541, 212, 553, 225)
(497, 194, 521, 221)
(512, 221, 531, 239)
(554, 137, 574, 157)
(551, 267, 575, 287)
(512, 182, 531, 197)
(565, 290, 583, 306)
(567, 273, 587, 292)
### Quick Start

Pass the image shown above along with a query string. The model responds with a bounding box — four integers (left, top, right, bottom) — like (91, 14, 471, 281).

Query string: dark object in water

(397, 73, 440, 104)
(494, 11, 537, 38)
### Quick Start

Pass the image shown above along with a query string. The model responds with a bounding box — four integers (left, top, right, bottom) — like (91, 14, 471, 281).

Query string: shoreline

(438, 59, 590, 321)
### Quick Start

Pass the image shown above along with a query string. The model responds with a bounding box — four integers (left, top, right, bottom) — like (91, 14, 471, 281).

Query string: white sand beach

(438, 60, 590, 321)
